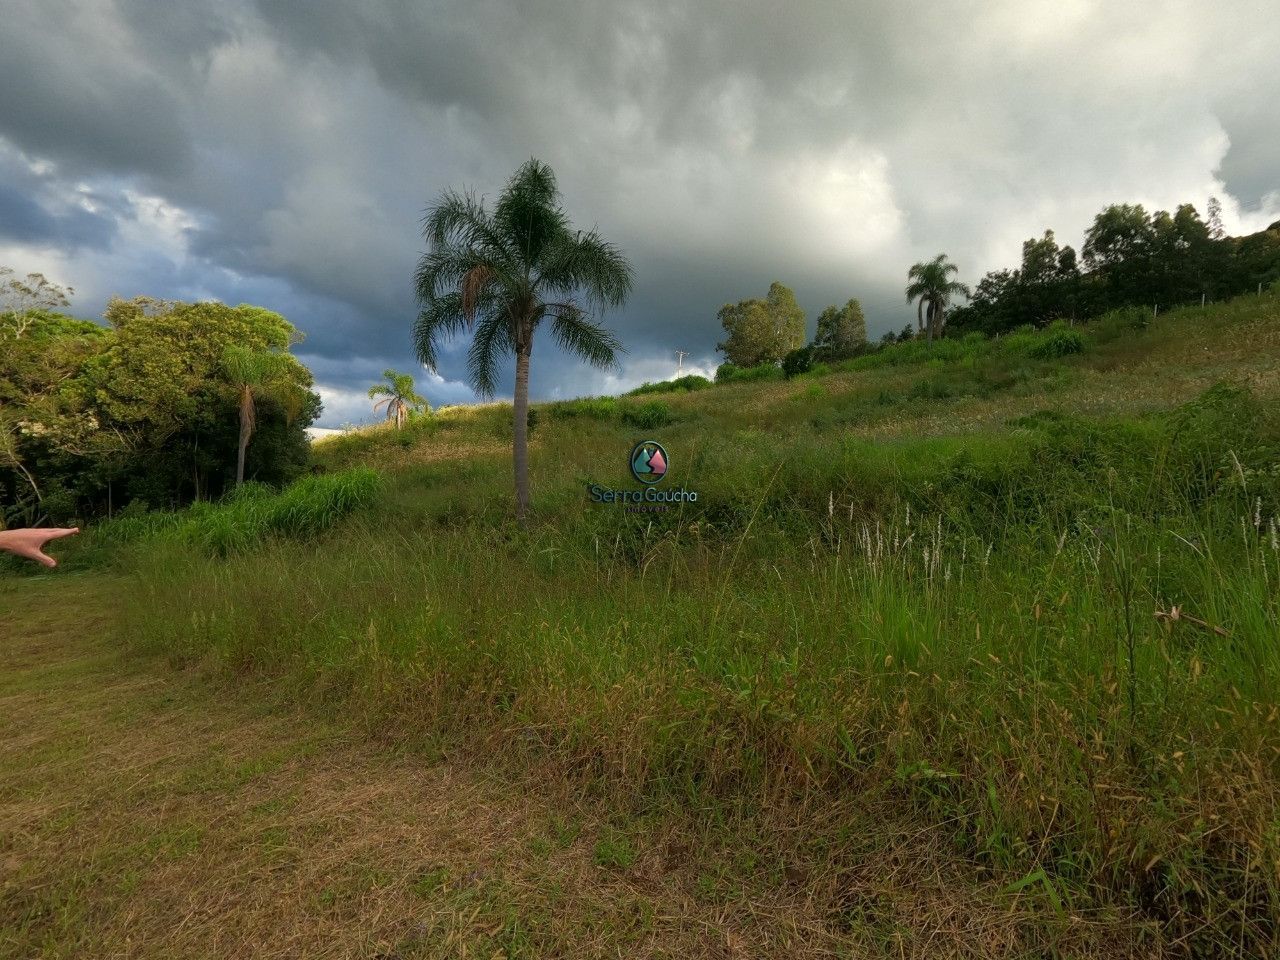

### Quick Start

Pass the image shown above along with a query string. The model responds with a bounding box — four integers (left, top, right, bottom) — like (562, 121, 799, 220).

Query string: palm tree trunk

(512, 344, 532, 522)
(236, 427, 248, 487)
(236, 385, 254, 487)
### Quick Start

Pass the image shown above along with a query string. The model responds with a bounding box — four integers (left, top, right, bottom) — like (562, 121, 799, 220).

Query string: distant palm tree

(368, 369, 428, 429)
(222, 346, 291, 487)
(412, 159, 632, 521)
(906, 254, 970, 346)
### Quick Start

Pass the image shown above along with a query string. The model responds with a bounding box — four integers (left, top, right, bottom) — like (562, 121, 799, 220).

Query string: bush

(621, 400, 673, 430)
(546, 396, 620, 420)
(1091, 305, 1151, 343)
(628, 375, 712, 396)
(790, 381, 827, 402)
(781, 346, 814, 379)
(716, 362, 783, 384)
(845, 335, 980, 371)
(714, 362, 738, 383)
(1028, 326, 1087, 359)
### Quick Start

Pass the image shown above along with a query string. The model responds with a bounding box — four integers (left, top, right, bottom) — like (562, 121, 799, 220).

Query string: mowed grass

(20, 291, 1280, 956)
(7, 580, 927, 958)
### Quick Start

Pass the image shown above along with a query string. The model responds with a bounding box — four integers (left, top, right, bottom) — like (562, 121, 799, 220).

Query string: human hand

(0, 528, 80, 567)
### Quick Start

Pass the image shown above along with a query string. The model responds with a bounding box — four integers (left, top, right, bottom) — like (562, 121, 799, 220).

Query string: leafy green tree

(368, 369, 428, 429)
(813, 298, 867, 357)
(412, 159, 632, 521)
(1083, 204, 1157, 305)
(906, 254, 969, 345)
(717, 281, 805, 366)
(2, 295, 319, 522)
(716, 298, 772, 367)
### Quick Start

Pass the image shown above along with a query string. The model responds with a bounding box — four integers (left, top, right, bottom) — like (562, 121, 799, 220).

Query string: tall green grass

(82, 468, 382, 559)
(123, 381, 1280, 954)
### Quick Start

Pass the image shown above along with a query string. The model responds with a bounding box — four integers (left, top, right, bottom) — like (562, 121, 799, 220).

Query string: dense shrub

(715, 361, 783, 384)
(628, 375, 712, 396)
(546, 396, 621, 420)
(1028, 325, 1088, 359)
(781, 345, 815, 379)
(621, 400, 673, 430)
(1091, 305, 1151, 342)
(844, 335, 982, 370)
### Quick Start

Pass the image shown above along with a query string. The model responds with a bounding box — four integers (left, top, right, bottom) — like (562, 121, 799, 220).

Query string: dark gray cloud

(0, 181, 116, 251)
(0, 0, 1276, 426)
(0, 0, 196, 179)
(0, 143, 124, 250)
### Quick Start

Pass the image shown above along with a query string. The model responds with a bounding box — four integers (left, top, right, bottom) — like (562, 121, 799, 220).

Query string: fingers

(35, 528, 78, 566)
(0, 527, 78, 568)
(11, 543, 57, 567)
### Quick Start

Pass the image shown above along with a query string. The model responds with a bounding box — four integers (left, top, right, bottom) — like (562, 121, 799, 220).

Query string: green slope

(37, 291, 1280, 955)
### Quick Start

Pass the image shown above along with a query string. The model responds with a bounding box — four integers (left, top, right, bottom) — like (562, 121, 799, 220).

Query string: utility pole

(675, 350, 688, 376)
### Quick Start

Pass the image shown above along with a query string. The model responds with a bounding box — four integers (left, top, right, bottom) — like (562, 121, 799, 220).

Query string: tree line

(1, 282, 319, 526)
(714, 201, 1280, 375)
(948, 200, 1280, 335)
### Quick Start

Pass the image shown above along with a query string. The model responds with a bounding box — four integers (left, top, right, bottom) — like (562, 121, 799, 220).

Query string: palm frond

(413, 159, 632, 402)
(546, 302, 624, 370)
(466, 313, 515, 398)
(422, 189, 508, 256)
(412, 292, 475, 371)
(538, 230, 634, 313)
(461, 265, 496, 323)
(494, 159, 568, 263)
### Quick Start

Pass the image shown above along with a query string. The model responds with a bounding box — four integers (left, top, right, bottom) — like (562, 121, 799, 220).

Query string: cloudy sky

(1, 0, 1277, 427)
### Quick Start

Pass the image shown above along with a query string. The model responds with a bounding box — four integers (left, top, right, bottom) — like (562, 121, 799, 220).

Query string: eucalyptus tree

(368, 369, 428, 429)
(906, 254, 970, 345)
(717, 281, 805, 367)
(1, 267, 73, 340)
(412, 159, 632, 521)
(813, 298, 867, 357)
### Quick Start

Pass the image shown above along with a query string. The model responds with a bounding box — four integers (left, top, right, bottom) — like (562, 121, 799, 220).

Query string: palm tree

(222, 346, 292, 487)
(413, 159, 633, 521)
(906, 254, 970, 346)
(368, 369, 428, 429)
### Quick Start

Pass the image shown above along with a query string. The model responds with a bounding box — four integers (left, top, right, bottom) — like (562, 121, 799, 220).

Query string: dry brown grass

(0, 579, 1150, 959)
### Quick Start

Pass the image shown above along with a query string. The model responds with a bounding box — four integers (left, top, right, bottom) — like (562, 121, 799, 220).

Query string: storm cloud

(1, 0, 1276, 425)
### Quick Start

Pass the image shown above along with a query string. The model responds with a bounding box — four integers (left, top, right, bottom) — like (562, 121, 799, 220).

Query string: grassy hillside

(42, 292, 1280, 955)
